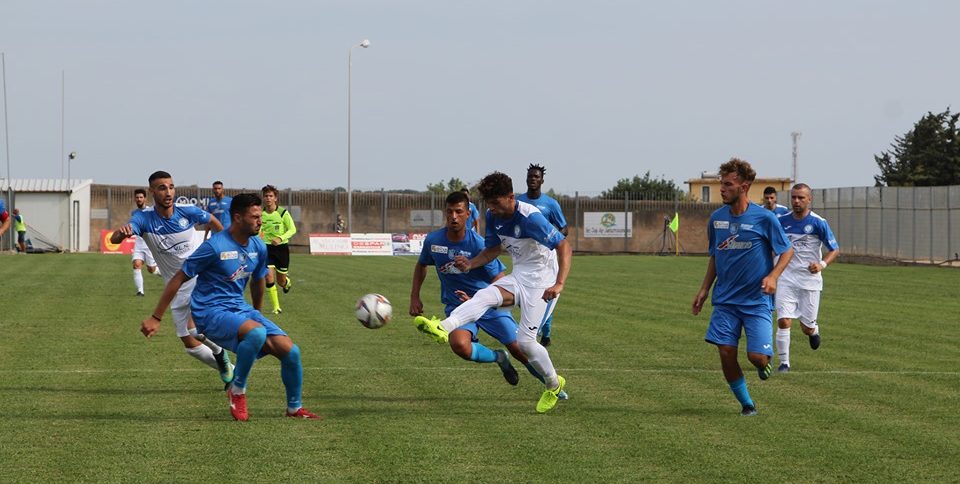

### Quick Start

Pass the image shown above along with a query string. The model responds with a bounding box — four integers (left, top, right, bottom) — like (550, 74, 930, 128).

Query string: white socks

(185, 344, 219, 370)
(133, 269, 144, 293)
(441, 285, 504, 333)
(776, 328, 791, 367)
(520, 338, 558, 388)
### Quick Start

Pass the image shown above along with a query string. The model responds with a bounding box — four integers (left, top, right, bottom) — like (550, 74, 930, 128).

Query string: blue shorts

(705, 304, 774, 356)
(445, 305, 518, 345)
(193, 306, 287, 355)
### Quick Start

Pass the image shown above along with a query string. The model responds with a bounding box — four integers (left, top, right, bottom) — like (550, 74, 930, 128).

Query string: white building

(1, 179, 93, 252)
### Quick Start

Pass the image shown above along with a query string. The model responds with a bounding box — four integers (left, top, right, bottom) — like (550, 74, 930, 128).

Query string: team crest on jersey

(513, 225, 522, 238)
(431, 244, 448, 254)
(714, 220, 729, 229)
(729, 223, 740, 235)
(178, 217, 189, 229)
(220, 251, 238, 260)
(804, 224, 814, 234)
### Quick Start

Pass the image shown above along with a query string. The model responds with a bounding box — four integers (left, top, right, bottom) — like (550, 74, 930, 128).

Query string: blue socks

(728, 376, 754, 407)
(469, 343, 498, 363)
(232, 326, 266, 391)
(523, 362, 546, 384)
(540, 315, 553, 338)
(280, 344, 303, 411)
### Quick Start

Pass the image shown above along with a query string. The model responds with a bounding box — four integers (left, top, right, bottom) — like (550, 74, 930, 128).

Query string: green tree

(874, 108, 960, 186)
(601, 171, 685, 200)
(426, 177, 468, 194)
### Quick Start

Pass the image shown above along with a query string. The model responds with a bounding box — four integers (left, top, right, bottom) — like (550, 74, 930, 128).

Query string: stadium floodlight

(347, 39, 371, 233)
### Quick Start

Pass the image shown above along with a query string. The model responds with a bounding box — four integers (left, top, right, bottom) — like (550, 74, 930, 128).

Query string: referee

(260, 184, 297, 314)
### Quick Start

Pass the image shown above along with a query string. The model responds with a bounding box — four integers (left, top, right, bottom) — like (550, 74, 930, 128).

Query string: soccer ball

(356, 293, 392, 329)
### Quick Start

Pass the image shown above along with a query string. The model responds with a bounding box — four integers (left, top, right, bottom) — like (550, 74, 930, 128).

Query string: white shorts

(492, 274, 558, 343)
(169, 277, 196, 338)
(132, 237, 156, 267)
(775, 284, 821, 327)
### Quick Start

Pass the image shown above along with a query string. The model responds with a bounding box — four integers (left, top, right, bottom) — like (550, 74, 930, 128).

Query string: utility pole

(791, 131, 802, 182)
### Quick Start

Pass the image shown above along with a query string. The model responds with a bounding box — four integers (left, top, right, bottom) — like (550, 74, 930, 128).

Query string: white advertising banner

(309, 233, 352, 255)
(351, 233, 394, 256)
(584, 212, 633, 238)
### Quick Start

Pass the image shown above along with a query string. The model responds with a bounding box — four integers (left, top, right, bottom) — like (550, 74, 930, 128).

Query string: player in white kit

(775, 183, 840, 372)
(415, 171, 570, 413)
(131, 188, 161, 296)
(111, 171, 234, 384)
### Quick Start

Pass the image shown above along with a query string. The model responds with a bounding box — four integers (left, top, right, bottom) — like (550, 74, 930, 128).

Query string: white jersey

(129, 203, 212, 282)
(483, 200, 565, 288)
(777, 210, 839, 291)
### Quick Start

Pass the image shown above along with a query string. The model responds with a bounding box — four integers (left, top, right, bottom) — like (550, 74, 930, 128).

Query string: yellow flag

(668, 212, 679, 233)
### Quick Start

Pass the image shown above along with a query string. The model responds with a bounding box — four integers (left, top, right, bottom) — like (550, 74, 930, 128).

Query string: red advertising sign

(100, 229, 136, 254)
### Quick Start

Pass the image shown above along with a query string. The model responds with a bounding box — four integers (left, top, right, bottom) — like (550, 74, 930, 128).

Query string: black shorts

(17, 231, 25, 244)
(267, 244, 290, 273)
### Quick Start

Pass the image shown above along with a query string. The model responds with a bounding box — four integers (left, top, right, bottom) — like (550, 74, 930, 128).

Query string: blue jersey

(708, 203, 791, 308)
(0, 199, 6, 218)
(771, 204, 790, 216)
(181, 230, 269, 313)
(128, 204, 211, 279)
(467, 202, 481, 231)
(516, 192, 567, 231)
(486, 201, 564, 287)
(207, 196, 233, 229)
(418, 228, 507, 311)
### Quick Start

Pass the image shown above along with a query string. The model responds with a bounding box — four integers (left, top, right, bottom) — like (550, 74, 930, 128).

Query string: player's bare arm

(250, 276, 266, 311)
(543, 239, 572, 301)
(692, 256, 717, 316)
(110, 224, 135, 244)
(141, 270, 190, 337)
(762, 247, 794, 294)
(409, 263, 428, 316)
(809, 248, 840, 274)
(206, 216, 224, 233)
(456, 245, 502, 272)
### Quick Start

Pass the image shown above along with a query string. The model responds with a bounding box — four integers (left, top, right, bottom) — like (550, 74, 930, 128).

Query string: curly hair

(527, 163, 546, 175)
(718, 158, 756, 184)
(261, 184, 279, 197)
(477, 172, 514, 200)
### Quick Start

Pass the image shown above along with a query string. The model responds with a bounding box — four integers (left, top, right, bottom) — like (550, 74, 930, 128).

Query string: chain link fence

(85, 184, 960, 264)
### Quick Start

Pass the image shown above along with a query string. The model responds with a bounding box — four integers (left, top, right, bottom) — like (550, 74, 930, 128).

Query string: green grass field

(0, 254, 958, 482)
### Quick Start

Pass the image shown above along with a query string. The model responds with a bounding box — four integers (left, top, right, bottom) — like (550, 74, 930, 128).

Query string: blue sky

(1, 0, 957, 194)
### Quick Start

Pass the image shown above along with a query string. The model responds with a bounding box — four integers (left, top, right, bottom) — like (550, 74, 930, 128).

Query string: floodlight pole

(347, 39, 370, 233)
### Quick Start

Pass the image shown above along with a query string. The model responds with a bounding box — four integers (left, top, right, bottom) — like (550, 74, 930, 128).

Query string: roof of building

(0, 179, 94, 192)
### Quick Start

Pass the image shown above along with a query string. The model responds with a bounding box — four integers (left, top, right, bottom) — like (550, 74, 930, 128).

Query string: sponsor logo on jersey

(438, 261, 465, 274)
(716, 234, 753, 250)
(220, 251, 238, 260)
(431, 244, 448, 254)
(714, 220, 729, 229)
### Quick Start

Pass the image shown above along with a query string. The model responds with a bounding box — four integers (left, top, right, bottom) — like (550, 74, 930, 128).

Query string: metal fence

(803, 186, 960, 264)
(75, 184, 960, 263)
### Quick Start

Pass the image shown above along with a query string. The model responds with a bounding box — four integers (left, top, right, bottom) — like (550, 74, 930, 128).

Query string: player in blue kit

(692, 159, 794, 416)
(516, 163, 568, 348)
(461, 187, 481, 233)
(205, 180, 233, 233)
(0, 198, 10, 235)
(763, 186, 791, 216)
(775, 184, 840, 372)
(416, 172, 570, 413)
(410, 191, 524, 386)
(112, 171, 233, 385)
(141, 193, 320, 421)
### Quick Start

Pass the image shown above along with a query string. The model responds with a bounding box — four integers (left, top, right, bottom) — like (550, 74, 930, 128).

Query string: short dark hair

(148, 171, 172, 184)
(792, 183, 811, 192)
(230, 193, 262, 219)
(763, 186, 777, 196)
(261, 184, 279, 197)
(528, 163, 546, 175)
(134, 188, 146, 196)
(477, 172, 514, 200)
(446, 191, 469, 207)
(212, 180, 223, 187)
(718, 158, 756, 184)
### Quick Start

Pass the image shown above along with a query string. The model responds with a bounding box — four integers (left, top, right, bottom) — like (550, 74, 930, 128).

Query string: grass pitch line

(1, 367, 958, 376)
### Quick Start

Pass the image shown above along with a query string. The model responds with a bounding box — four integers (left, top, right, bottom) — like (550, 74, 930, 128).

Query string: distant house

(685, 171, 792, 204)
